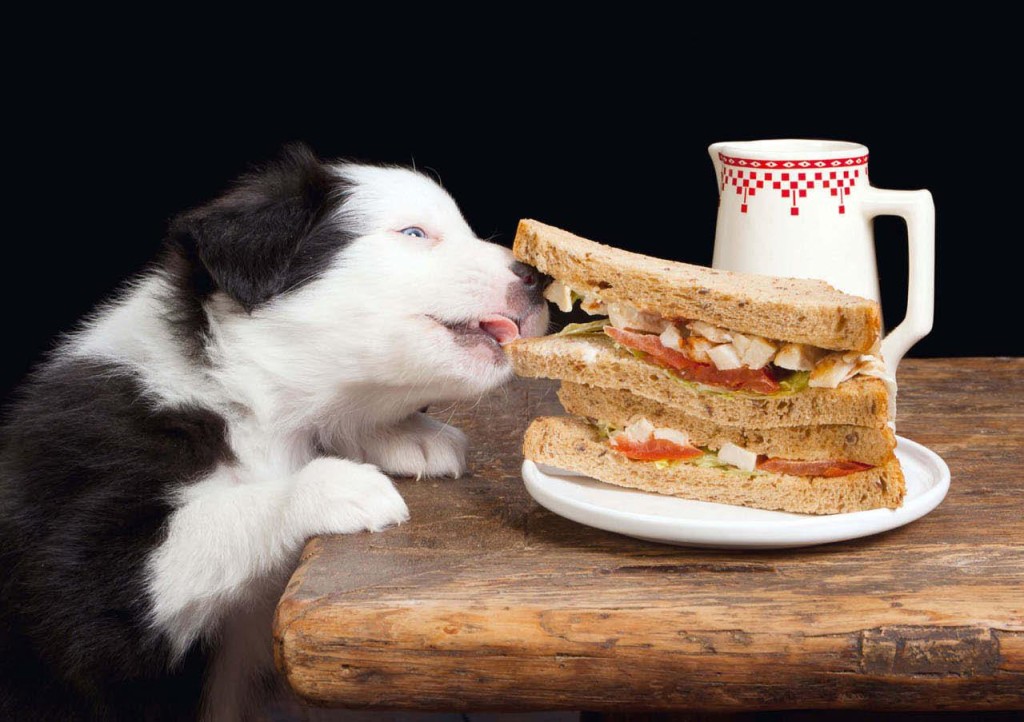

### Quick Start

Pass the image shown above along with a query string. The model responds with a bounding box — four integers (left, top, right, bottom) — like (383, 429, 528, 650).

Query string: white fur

(342, 411, 469, 478)
(62, 164, 547, 720)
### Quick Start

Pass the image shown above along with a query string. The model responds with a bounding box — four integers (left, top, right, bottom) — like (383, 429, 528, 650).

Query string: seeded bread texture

(509, 334, 889, 428)
(557, 382, 895, 466)
(514, 219, 882, 353)
(524, 416, 905, 514)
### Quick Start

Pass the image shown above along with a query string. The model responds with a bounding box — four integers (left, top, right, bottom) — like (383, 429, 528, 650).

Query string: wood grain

(274, 358, 1024, 711)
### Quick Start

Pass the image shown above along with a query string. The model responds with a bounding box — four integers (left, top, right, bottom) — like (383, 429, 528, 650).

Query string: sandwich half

(510, 219, 905, 515)
(523, 416, 905, 515)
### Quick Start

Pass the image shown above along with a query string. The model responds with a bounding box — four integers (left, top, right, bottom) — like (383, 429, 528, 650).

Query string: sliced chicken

(687, 320, 732, 344)
(659, 323, 684, 350)
(608, 303, 668, 334)
(774, 343, 826, 371)
(660, 324, 713, 363)
(707, 343, 743, 370)
(733, 333, 776, 370)
(620, 417, 655, 443)
(580, 295, 607, 315)
(543, 279, 574, 313)
(652, 426, 691, 446)
(809, 352, 859, 388)
(718, 442, 758, 472)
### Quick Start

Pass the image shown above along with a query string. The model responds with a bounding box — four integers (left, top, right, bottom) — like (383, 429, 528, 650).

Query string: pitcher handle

(861, 187, 935, 374)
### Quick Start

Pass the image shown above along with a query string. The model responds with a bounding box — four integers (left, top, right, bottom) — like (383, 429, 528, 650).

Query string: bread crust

(557, 382, 895, 465)
(514, 219, 882, 353)
(524, 416, 905, 514)
(508, 334, 889, 428)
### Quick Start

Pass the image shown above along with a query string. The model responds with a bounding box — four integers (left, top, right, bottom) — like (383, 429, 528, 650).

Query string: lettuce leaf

(691, 451, 733, 469)
(776, 370, 810, 395)
(692, 451, 765, 476)
(557, 318, 610, 337)
(593, 420, 620, 440)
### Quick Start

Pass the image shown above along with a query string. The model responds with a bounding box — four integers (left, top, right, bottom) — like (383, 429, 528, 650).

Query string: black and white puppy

(0, 144, 548, 721)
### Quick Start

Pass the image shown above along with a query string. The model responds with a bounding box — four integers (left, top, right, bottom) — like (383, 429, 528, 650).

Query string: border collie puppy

(0, 144, 548, 721)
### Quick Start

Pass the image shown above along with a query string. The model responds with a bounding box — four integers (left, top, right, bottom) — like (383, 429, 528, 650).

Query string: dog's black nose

(510, 261, 545, 290)
(509, 261, 551, 307)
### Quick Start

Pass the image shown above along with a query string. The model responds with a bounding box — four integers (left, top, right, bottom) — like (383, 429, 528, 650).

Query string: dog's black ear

(168, 142, 345, 312)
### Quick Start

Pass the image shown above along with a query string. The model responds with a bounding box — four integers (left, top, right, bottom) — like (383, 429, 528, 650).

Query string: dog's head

(166, 144, 548, 413)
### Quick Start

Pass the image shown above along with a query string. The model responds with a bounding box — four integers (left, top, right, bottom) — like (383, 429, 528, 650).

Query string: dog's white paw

(358, 413, 468, 479)
(288, 457, 410, 537)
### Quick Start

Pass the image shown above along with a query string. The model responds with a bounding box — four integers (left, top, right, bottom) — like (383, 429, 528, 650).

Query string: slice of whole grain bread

(557, 381, 895, 465)
(524, 416, 905, 514)
(514, 219, 881, 352)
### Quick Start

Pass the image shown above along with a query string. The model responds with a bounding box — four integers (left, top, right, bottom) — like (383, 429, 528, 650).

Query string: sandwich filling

(600, 417, 873, 478)
(546, 281, 895, 399)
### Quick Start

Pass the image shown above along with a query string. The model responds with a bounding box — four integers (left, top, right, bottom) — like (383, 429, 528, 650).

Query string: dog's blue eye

(401, 227, 427, 238)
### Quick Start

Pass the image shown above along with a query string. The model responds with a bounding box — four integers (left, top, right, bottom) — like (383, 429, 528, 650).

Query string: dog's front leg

(148, 458, 408, 717)
(148, 459, 409, 656)
(347, 412, 469, 479)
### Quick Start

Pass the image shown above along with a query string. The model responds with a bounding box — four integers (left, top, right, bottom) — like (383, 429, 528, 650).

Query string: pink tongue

(479, 315, 520, 345)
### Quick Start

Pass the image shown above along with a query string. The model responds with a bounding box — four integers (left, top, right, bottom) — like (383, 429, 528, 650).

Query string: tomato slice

(610, 435, 703, 461)
(756, 458, 874, 478)
(605, 327, 780, 394)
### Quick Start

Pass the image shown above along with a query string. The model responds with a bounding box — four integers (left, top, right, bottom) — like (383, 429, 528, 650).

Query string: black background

(5, 36, 1016, 401)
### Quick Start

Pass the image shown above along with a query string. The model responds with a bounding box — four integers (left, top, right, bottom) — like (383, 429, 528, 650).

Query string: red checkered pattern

(720, 166, 862, 216)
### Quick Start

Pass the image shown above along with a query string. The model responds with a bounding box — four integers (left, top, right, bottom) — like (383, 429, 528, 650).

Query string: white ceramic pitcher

(709, 139, 934, 373)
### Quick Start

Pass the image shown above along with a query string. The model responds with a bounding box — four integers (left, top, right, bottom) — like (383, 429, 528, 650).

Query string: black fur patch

(162, 142, 355, 353)
(0, 357, 233, 721)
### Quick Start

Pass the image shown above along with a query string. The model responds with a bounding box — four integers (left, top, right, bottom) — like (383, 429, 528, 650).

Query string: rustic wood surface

(274, 358, 1024, 712)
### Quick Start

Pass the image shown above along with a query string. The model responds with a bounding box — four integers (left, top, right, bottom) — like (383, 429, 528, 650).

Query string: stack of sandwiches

(509, 220, 904, 515)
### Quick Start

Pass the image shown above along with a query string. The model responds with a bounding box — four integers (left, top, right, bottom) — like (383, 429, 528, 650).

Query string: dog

(0, 143, 549, 721)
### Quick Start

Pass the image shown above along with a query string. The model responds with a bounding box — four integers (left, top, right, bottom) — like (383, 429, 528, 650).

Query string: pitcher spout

(708, 142, 728, 194)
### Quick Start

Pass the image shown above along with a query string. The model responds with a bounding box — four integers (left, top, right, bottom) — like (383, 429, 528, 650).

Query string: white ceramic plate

(522, 436, 950, 549)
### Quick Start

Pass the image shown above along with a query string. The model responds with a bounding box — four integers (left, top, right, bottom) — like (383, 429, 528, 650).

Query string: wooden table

(274, 358, 1024, 713)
